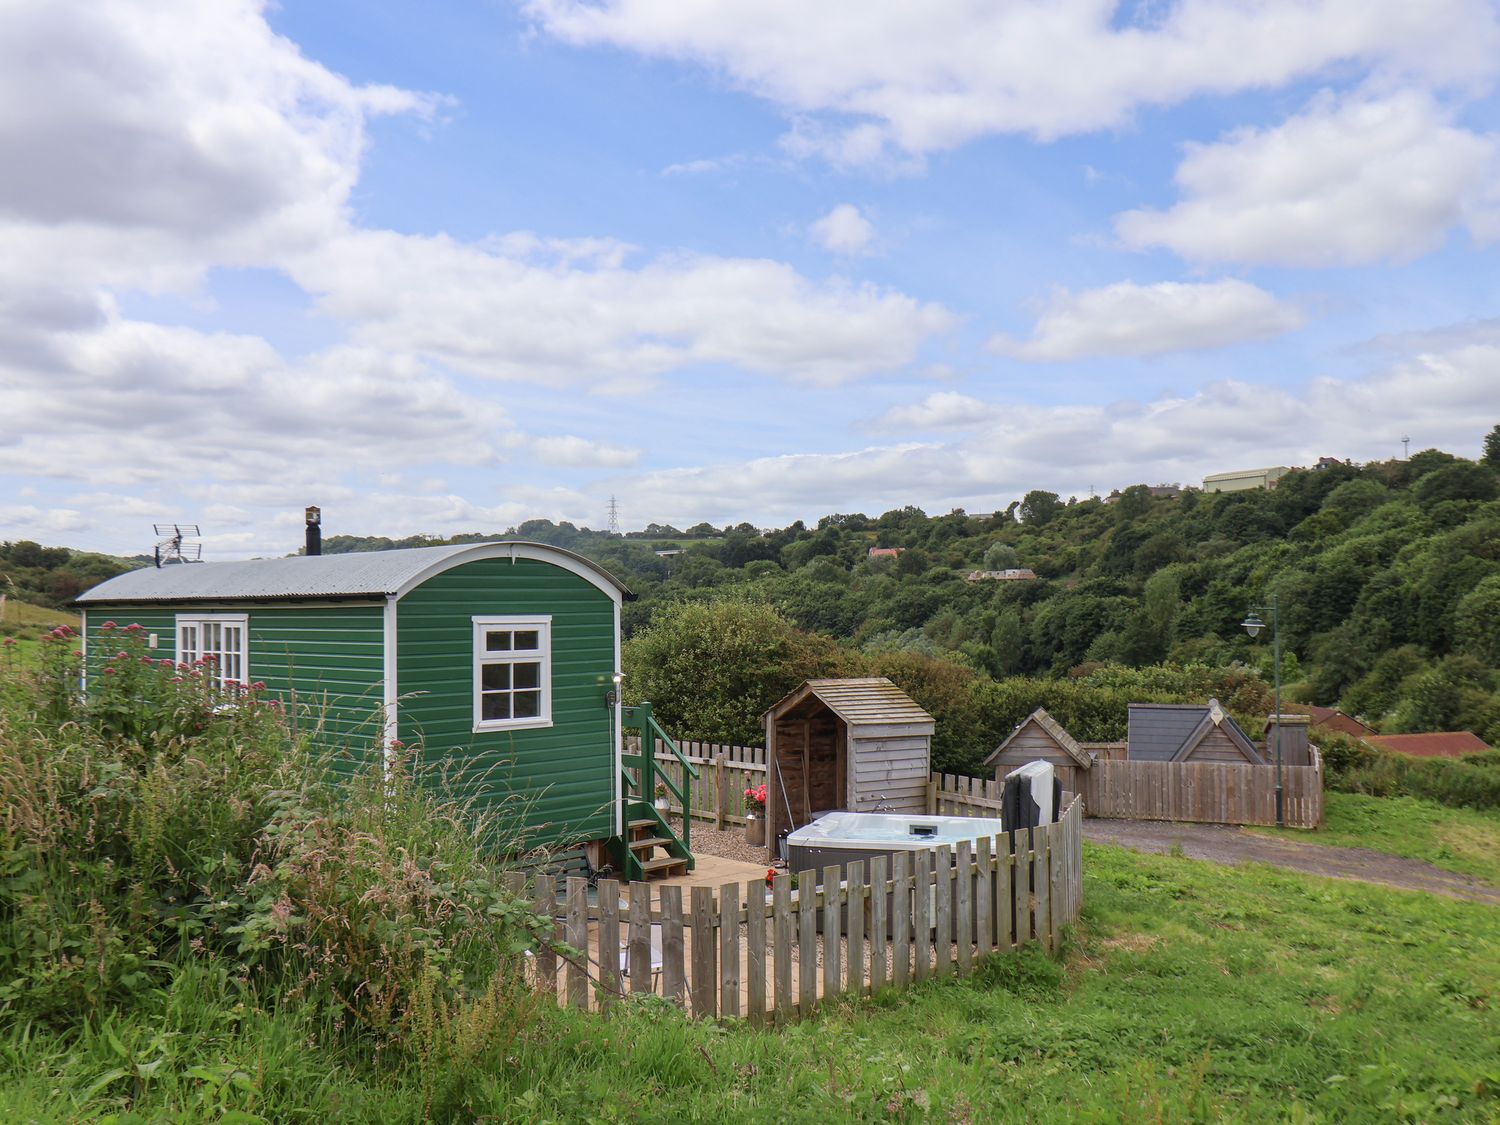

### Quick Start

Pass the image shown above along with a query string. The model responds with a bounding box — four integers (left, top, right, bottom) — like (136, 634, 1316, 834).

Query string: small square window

(473, 616, 551, 732)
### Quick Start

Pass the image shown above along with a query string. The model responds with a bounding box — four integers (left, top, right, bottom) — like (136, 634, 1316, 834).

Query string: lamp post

(1240, 593, 1283, 828)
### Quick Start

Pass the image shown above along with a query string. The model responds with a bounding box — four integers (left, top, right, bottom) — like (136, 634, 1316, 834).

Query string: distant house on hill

(1365, 732, 1491, 758)
(1202, 466, 1290, 493)
(868, 547, 904, 559)
(965, 568, 1036, 582)
(1292, 704, 1376, 739)
(1313, 456, 1346, 471)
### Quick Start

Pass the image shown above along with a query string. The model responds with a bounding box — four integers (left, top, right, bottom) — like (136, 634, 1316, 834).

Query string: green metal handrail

(621, 702, 700, 851)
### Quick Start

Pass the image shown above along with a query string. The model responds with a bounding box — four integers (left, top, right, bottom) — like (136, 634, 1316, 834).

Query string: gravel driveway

(1084, 818, 1500, 905)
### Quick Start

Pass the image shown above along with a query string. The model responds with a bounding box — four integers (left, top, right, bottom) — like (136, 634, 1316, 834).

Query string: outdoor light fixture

(604, 671, 624, 709)
(1242, 596, 1284, 827)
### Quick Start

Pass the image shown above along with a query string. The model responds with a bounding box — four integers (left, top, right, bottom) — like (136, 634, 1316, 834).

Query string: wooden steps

(638, 854, 690, 879)
(617, 811, 692, 880)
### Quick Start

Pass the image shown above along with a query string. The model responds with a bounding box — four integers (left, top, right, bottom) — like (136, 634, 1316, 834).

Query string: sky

(2, 0, 1498, 559)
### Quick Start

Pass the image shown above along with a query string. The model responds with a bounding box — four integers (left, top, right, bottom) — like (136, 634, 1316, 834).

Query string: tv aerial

(152, 523, 202, 566)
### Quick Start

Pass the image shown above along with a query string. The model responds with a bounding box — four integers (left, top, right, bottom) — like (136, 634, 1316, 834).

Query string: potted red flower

(744, 782, 768, 847)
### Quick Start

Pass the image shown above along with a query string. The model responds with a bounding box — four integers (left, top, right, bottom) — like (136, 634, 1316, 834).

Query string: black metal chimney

(305, 506, 322, 556)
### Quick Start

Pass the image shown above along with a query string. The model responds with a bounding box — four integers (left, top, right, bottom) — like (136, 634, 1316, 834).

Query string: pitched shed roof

(983, 708, 1093, 769)
(1365, 732, 1490, 758)
(1127, 700, 1262, 764)
(75, 541, 632, 605)
(1294, 704, 1377, 737)
(764, 677, 934, 731)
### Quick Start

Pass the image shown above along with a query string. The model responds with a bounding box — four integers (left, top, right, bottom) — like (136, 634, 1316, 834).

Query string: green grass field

(2, 842, 1495, 1123)
(1252, 791, 1500, 883)
(0, 597, 78, 637)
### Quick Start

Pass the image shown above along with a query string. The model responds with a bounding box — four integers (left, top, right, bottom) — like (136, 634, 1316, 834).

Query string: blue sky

(2, 1, 1498, 557)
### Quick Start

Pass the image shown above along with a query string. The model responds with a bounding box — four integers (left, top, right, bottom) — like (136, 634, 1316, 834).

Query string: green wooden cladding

(82, 554, 620, 853)
(82, 605, 388, 780)
(397, 557, 617, 849)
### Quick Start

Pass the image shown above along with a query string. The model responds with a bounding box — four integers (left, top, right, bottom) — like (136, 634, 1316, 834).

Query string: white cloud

(524, 0, 1500, 160)
(525, 435, 642, 468)
(872, 392, 998, 431)
(1115, 90, 1500, 266)
(289, 229, 954, 387)
(611, 346, 1500, 527)
(809, 204, 876, 255)
(0, 0, 437, 295)
(989, 280, 1304, 360)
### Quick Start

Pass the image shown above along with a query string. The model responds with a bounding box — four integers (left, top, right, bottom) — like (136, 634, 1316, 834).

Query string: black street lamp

(1241, 593, 1283, 828)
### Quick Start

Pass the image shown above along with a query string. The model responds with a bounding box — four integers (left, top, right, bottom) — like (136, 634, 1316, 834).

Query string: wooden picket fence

(928, 773, 1007, 817)
(628, 738, 768, 828)
(1077, 750, 1323, 828)
(522, 796, 1083, 1024)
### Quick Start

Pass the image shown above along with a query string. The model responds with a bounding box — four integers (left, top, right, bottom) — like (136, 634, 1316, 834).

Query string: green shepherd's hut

(76, 536, 693, 880)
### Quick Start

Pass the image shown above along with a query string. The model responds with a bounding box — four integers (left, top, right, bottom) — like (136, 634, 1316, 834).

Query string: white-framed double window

(176, 613, 249, 688)
(473, 615, 552, 732)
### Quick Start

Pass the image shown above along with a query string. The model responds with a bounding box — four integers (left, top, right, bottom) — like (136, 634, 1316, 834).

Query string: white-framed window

(176, 613, 249, 688)
(472, 615, 552, 732)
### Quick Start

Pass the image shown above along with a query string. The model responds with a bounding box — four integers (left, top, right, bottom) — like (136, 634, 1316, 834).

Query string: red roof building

(1293, 704, 1377, 738)
(1364, 732, 1491, 758)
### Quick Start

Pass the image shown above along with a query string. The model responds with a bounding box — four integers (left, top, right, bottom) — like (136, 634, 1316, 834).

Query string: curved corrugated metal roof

(765, 677, 934, 730)
(75, 541, 632, 605)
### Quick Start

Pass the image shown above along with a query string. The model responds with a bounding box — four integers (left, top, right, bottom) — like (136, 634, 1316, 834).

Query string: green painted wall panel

(249, 607, 386, 777)
(81, 602, 386, 779)
(397, 558, 617, 848)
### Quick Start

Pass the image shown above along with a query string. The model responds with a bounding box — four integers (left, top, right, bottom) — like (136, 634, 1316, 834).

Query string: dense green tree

(1484, 423, 1500, 468)
(1019, 490, 1061, 526)
(622, 598, 846, 744)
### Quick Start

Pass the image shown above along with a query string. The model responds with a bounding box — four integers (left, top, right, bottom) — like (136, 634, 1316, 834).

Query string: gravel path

(665, 815, 773, 867)
(1084, 817, 1500, 905)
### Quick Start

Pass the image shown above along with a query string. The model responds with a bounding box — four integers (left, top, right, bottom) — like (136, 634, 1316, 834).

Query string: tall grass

(0, 621, 562, 1119)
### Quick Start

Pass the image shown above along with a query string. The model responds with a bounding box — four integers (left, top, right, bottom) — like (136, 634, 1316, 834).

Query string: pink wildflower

(103, 667, 117, 676)
(2, 638, 16, 647)
(71, 649, 82, 656)
(101, 621, 117, 631)
(250, 681, 266, 691)
(159, 658, 173, 667)
(123, 623, 144, 632)
(117, 652, 130, 660)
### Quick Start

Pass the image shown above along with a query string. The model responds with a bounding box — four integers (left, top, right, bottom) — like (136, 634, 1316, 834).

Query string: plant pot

(654, 797, 670, 813)
(745, 812, 765, 847)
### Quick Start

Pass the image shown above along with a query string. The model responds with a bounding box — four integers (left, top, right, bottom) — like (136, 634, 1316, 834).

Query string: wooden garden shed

(984, 707, 1095, 795)
(74, 541, 672, 863)
(763, 678, 935, 849)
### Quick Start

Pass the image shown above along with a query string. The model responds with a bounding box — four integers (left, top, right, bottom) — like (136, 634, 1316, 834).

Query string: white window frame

(175, 613, 250, 689)
(472, 615, 552, 733)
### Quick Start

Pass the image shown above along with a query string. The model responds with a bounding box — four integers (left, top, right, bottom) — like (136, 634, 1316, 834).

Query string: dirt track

(1083, 818, 1500, 906)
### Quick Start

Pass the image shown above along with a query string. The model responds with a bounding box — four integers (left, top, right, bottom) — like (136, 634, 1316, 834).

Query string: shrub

(0, 621, 559, 1074)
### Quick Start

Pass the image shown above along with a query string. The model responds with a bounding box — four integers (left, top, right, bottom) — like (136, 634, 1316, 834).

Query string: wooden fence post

(565, 876, 589, 1011)
(846, 859, 866, 997)
(746, 878, 766, 1026)
(690, 886, 716, 1018)
(714, 756, 726, 830)
(531, 876, 558, 1000)
(627, 882, 653, 995)
(773, 874, 793, 1026)
(598, 878, 621, 1007)
(720, 882, 741, 1020)
(822, 865, 842, 1003)
(797, 869, 818, 1018)
(870, 854, 889, 994)
(891, 851, 910, 990)
(660, 886, 686, 1009)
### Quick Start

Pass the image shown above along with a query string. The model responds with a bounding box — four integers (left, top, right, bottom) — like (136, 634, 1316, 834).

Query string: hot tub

(785, 811, 1005, 873)
(785, 812, 1009, 938)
